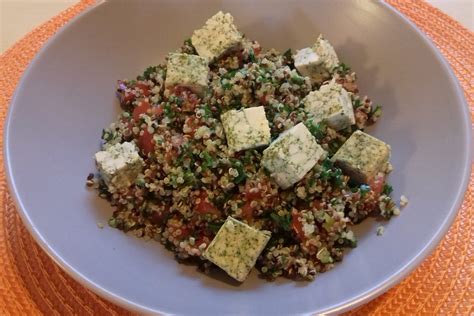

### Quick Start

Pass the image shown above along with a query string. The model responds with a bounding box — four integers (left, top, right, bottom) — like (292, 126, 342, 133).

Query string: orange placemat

(0, 0, 472, 314)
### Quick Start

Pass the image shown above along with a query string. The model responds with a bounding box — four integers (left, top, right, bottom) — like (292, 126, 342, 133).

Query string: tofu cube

(191, 11, 243, 61)
(294, 48, 319, 77)
(221, 106, 271, 152)
(95, 142, 143, 193)
(262, 123, 327, 189)
(304, 81, 355, 131)
(203, 217, 271, 282)
(331, 130, 391, 183)
(294, 35, 339, 83)
(165, 53, 209, 96)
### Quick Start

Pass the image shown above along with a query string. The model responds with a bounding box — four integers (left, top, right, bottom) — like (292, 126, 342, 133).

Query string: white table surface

(0, 0, 473, 54)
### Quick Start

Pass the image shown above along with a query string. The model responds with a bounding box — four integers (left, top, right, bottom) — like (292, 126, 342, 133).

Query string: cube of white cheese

(203, 217, 271, 282)
(331, 130, 391, 183)
(221, 106, 271, 152)
(165, 53, 209, 96)
(294, 35, 339, 83)
(95, 142, 143, 193)
(304, 80, 355, 131)
(191, 11, 243, 61)
(294, 48, 319, 77)
(262, 123, 327, 189)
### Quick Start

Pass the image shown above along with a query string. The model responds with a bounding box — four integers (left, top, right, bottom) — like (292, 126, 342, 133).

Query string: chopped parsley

(353, 98, 362, 109)
(140, 66, 158, 80)
(335, 62, 351, 75)
(230, 159, 247, 184)
(248, 48, 256, 63)
(176, 142, 192, 165)
(184, 38, 192, 46)
(320, 159, 344, 188)
(201, 103, 213, 119)
(290, 75, 305, 85)
(222, 69, 238, 80)
(222, 81, 232, 90)
(200, 151, 215, 170)
(168, 95, 183, 106)
(101, 129, 113, 142)
(337, 230, 357, 248)
(270, 213, 291, 231)
(383, 184, 393, 195)
(305, 119, 327, 141)
(208, 222, 224, 234)
(371, 105, 382, 118)
(163, 102, 175, 118)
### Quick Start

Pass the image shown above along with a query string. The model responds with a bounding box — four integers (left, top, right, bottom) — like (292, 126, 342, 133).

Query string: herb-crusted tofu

(95, 142, 143, 193)
(221, 106, 271, 152)
(332, 130, 391, 183)
(262, 123, 327, 189)
(294, 47, 319, 77)
(304, 81, 355, 131)
(294, 35, 339, 83)
(203, 217, 271, 282)
(191, 11, 243, 61)
(165, 53, 209, 96)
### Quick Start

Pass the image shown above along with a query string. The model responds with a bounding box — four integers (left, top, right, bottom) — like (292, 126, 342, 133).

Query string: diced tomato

(179, 227, 191, 239)
(167, 218, 190, 239)
(135, 83, 150, 97)
(244, 187, 262, 201)
(163, 136, 182, 163)
(133, 100, 150, 121)
(184, 116, 200, 136)
(254, 46, 262, 55)
(194, 236, 209, 248)
(235, 50, 245, 66)
(240, 201, 254, 220)
(150, 205, 170, 225)
(310, 199, 323, 210)
(172, 86, 200, 112)
(238, 184, 263, 221)
(172, 86, 190, 95)
(150, 212, 163, 225)
(121, 92, 135, 106)
(369, 173, 385, 198)
(164, 151, 176, 163)
(240, 178, 279, 221)
(152, 105, 163, 117)
(133, 100, 163, 122)
(183, 94, 200, 112)
(195, 191, 220, 216)
(291, 209, 306, 241)
(138, 129, 155, 156)
(117, 81, 135, 108)
(118, 82, 149, 108)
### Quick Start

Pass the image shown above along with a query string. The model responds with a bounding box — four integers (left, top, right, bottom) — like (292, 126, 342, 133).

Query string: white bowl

(4, 0, 472, 314)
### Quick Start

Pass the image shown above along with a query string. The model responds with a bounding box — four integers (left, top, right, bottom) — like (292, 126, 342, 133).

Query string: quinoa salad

(88, 12, 402, 282)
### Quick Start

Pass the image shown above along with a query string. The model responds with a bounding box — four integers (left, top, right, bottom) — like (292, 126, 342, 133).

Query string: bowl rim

(3, 1, 472, 314)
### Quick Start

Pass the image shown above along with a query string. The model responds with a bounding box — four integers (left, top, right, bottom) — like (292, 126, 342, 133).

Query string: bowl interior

(5, 0, 471, 314)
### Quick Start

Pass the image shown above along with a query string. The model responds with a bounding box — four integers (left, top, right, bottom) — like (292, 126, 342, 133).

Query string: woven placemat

(0, 0, 472, 314)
